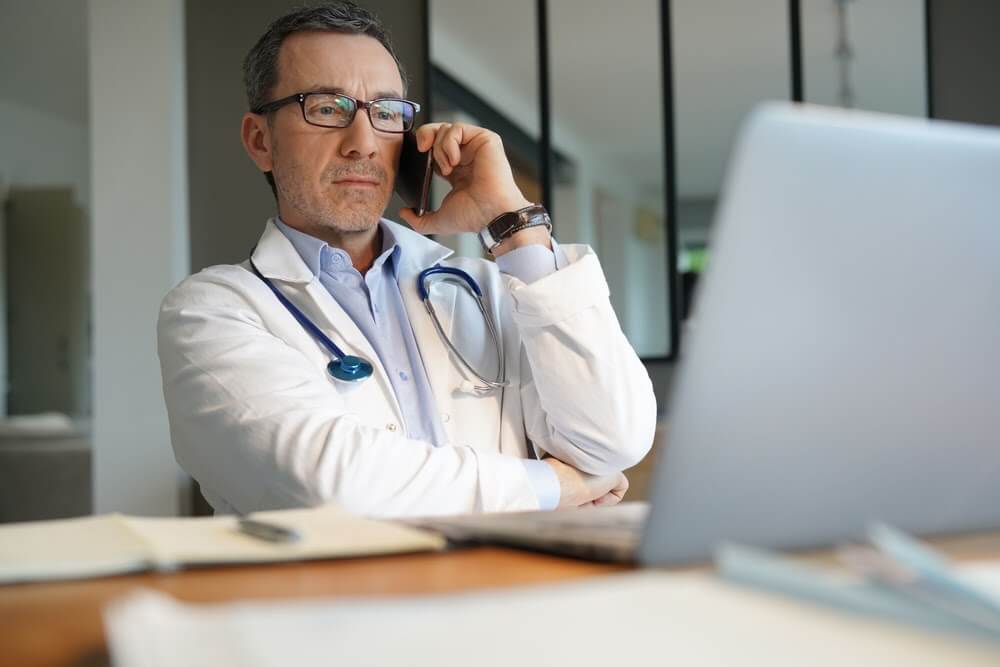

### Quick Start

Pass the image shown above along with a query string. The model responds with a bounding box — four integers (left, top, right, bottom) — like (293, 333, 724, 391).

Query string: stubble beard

(274, 158, 391, 236)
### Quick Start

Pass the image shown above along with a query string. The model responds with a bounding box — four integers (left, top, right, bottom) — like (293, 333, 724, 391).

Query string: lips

(334, 177, 380, 185)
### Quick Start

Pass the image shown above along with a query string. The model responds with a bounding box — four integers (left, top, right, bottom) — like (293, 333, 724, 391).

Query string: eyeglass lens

(303, 93, 414, 132)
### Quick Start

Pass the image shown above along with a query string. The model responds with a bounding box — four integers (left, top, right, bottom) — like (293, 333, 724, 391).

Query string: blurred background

(0, 0, 996, 521)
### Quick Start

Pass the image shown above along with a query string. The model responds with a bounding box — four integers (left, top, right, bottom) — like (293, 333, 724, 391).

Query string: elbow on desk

(547, 399, 657, 476)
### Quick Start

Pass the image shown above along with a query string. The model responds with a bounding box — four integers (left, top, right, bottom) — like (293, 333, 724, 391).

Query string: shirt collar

(274, 217, 402, 279)
(253, 217, 452, 284)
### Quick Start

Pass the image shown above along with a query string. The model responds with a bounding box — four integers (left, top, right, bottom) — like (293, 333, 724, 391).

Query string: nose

(338, 108, 379, 160)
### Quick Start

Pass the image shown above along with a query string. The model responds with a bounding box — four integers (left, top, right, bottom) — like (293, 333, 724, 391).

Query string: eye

(307, 95, 353, 118)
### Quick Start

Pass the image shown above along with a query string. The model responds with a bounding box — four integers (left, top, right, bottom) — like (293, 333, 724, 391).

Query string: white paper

(104, 568, 1000, 667)
(0, 514, 150, 583)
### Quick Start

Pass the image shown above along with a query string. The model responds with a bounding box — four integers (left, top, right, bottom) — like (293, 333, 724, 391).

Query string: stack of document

(0, 505, 445, 584)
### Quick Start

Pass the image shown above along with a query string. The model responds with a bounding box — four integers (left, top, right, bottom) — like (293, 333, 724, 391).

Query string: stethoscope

(248, 257, 507, 392)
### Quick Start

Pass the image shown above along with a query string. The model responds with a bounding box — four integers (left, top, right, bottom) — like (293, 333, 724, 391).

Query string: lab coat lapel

(250, 220, 403, 421)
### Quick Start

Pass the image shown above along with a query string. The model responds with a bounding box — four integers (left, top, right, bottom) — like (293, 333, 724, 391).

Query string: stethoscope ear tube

(417, 266, 484, 300)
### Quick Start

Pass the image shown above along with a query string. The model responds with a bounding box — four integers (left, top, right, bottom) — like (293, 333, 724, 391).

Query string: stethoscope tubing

(249, 253, 506, 392)
(421, 285, 507, 392)
(248, 256, 350, 362)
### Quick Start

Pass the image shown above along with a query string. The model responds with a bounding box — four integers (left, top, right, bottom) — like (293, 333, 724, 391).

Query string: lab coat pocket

(447, 286, 504, 392)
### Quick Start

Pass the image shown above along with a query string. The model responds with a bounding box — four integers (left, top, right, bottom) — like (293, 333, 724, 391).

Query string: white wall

(0, 100, 90, 207)
(90, 0, 189, 515)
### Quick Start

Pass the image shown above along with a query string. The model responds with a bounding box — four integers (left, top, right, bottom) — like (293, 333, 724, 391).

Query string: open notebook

(0, 505, 445, 584)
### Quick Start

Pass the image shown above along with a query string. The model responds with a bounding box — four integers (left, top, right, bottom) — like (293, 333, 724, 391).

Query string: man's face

(265, 32, 405, 234)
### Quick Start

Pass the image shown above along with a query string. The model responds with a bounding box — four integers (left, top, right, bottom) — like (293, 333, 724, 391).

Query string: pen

(237, 517, 302, 543)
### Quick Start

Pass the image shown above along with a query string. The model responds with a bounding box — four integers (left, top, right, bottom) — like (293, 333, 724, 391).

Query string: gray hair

(242, 2, 408, 197)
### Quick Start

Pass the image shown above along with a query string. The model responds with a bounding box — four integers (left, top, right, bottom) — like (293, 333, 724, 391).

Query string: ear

(241, 112, 274, 173)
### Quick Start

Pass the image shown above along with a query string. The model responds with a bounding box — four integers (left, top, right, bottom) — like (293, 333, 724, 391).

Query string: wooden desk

(0, 547, 626, 667)
(4, 531, 1000, 667)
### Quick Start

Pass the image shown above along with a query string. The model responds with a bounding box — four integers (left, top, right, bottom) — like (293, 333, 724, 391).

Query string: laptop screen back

(640, 103, 1000, 565)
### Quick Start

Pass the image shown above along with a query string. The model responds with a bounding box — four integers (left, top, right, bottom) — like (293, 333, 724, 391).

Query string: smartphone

(395, 130, 434, 216)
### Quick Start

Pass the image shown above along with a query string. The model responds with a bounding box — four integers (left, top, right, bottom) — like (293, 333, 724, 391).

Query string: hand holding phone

(397, 122, 532, 239)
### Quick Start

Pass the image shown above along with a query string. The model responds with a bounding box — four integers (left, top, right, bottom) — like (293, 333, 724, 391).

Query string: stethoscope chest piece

(327, 355, 373, 382)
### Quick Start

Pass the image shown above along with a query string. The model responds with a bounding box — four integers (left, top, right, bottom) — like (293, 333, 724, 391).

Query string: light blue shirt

(275, 218, 561, 510)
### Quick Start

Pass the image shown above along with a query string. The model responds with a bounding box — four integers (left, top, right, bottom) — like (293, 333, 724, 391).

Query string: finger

(440, 123, 464, 172)
(592, 492, 622, 507)
(414, 122, 448, 152)
(432, 123, 454, 175)
(433, 123, 468, 176)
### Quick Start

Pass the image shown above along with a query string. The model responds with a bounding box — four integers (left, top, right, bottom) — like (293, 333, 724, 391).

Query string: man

(157, 2, 656, 517)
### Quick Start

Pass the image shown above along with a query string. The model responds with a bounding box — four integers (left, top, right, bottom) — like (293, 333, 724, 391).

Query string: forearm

(163, 362, 542, 517)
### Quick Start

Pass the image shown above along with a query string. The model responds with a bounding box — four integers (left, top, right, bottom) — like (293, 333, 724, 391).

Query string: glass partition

(429, 0, 541, 259)
(427, 0, 930, 356)
(548, 0, 670, 357)
(801, 0, 927, 116)
(671, 0, 791, 322)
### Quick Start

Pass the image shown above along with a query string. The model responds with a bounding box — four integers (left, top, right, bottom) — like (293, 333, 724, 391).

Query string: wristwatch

(478, 204, 552, 254)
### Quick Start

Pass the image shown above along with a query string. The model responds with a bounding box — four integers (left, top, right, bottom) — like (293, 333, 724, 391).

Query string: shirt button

(442, 413, 451, 423)
(398, 370, 408, 381)
(386, 423, 398, 432)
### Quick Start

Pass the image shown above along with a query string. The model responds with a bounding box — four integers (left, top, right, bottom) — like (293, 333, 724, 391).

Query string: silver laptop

(416, 102, 1000, 565)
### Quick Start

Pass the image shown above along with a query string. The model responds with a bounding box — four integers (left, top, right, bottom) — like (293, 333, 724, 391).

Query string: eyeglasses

(252, 91, 420, 133)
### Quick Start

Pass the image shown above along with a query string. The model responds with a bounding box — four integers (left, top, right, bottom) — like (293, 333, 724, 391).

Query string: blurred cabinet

(4, 187, 90, 416)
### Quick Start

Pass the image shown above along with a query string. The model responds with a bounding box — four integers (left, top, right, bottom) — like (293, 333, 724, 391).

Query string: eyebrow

(302, 84, 405, 99)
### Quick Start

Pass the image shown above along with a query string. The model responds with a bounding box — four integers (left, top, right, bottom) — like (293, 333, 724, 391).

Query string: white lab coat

(157, 219, 656, 517)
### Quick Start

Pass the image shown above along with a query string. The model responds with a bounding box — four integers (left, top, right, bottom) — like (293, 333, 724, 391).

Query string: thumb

(398, 207, 449, 235)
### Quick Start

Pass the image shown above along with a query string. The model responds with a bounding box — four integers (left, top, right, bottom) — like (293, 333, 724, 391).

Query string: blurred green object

(680, 247, 709, 273)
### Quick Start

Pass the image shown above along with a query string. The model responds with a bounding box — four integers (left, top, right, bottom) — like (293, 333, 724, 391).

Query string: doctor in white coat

(157, 2, 656, 518)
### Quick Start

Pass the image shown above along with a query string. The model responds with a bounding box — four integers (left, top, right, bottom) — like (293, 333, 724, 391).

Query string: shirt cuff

(521, 459, 561, 511)
(495, 239, 562, 284)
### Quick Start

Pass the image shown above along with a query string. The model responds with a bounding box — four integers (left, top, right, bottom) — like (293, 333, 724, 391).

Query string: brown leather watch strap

(478, 204, 552, 253)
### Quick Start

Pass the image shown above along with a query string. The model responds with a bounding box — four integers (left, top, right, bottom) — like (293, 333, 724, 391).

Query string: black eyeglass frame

(252, 91, 421, 133)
